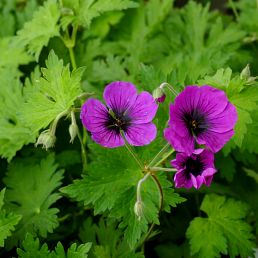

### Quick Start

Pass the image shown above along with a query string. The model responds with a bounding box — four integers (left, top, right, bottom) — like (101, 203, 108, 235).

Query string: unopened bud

(69, 123, 78, 143)
(35, 130, 56, 150)
(240, 64, 251, 80)
(153, 87, 166, 103)
(134, 200, 144, 220)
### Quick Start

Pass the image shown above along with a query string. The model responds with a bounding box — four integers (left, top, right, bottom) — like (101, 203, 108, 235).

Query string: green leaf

(62, 0, 138, 27)
(3, 154, 64, 246)
(22, 50, 84, 133)
(79, 217, 144, 258)
(243, 168, 258, 184)
(0, 68, 36, 161)
(156, 1, 244, 83)
(0, 188, 21, 247)
(199, 67, 258, 153)
(91, 54, 128, 82)
(16, 0, 61, 61)
(17, 233, 92, 258)
(215, 153, 236, 182)
(0, 37, 32, 73)
(187, 194, 255, 258)
(61, 144, 184, 248)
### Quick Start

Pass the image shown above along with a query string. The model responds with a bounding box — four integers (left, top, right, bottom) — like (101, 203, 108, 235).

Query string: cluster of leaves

(0, 0, 257, 257)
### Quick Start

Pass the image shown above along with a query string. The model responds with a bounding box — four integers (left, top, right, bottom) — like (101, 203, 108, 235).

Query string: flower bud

(153, 87, 166, 103)
(35, 130, 56, 150)
(134, 200, 144, 220)
(69, 123, 78, 143)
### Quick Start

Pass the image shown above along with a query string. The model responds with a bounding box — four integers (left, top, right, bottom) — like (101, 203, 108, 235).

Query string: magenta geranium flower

(164, 85, 237, 154)
(80, 81, 158, 148)
(171, 149, 217, 189)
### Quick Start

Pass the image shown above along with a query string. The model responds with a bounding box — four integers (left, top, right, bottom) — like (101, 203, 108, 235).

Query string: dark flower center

(183, 109, 208, 136)
(105, 109, 131, 134)
(185, 157, 203, 177)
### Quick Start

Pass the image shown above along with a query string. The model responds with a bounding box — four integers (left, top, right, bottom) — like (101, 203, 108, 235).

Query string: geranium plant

(0, 0, 258, 257)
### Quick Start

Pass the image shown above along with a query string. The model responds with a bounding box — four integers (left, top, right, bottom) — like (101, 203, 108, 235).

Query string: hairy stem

(159, 82, 178, 96)
(148, 142, 171, 167)
(121, 132, 144, 170)
(153, 148, 175, 167)
(150, 167, 177, 172)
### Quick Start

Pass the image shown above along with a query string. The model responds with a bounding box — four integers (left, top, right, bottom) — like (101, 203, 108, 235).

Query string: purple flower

(80, 81, 158, 148)
(164, 85, 237, 154)
(171, 149, 217, 189)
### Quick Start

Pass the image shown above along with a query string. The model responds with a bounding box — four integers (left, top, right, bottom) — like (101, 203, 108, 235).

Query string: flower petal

(91, 130, 124, 148)
(197, 129, 235, 153)
(80, 98, 109, 133)
(103, 81, 137, 113)
(208, 102, 238, 133)
(174, 170, 193, 188)
(171, 153, 188, 170)
(191, 174, 204, 189)
(124, 122, 157, 146)
(164, 127, 194, 155)
(202, 168, 217, 186)
(127, 92, 158, 124)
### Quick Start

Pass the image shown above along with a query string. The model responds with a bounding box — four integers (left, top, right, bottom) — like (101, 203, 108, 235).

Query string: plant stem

(159, 82, 178, 96)
(77, 128, 87, 172)
(136, 172, 151, 202)
(150, 173, 163, 211)
(124, 140, 144, 170)
(153, 148, 175, 167)
(121, 132, 144, 170)
(150, 167, 176, 172)
(68, 47, 77, 69)
(228, 0, 239, 20)
(135, 173, 163, 251)
(148, 143, 171, 167)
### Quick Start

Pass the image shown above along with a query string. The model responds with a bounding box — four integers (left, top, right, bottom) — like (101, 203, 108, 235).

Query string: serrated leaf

(4, 154, 64, 246)
(0, 188, 21, 247)
(22, 50, 84, 133)
(0, 69, 36, 161)
(187, 194, 255, 258)
(16, 0, 61, 61)
(156, 1, 244, 83)
(0, 37, 32, 74)
(17, 233, 92, 258)
(77, 0, 138, 28)
(61, 144, 184, 248)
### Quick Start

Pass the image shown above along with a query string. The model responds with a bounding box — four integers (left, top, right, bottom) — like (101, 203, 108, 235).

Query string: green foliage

(0, 37, 32, 73)
(215, 153, 236, 182)
(0, 68, 36, 161)
(187, 194, 255, 258)
(22, 50, 84, 133)
(150, 1, 245, 84)
(17, 0, 60, 61)
(61, 144, 184, 248)
(199, 67, 258, 153)
(3, 154, 64, 246)
(0, 0, 257, 257)
(62, 0, 138, 29)
(0, 188, 21, 247)
(17, 233, 92, 258)
(79, 217, 144, 258)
